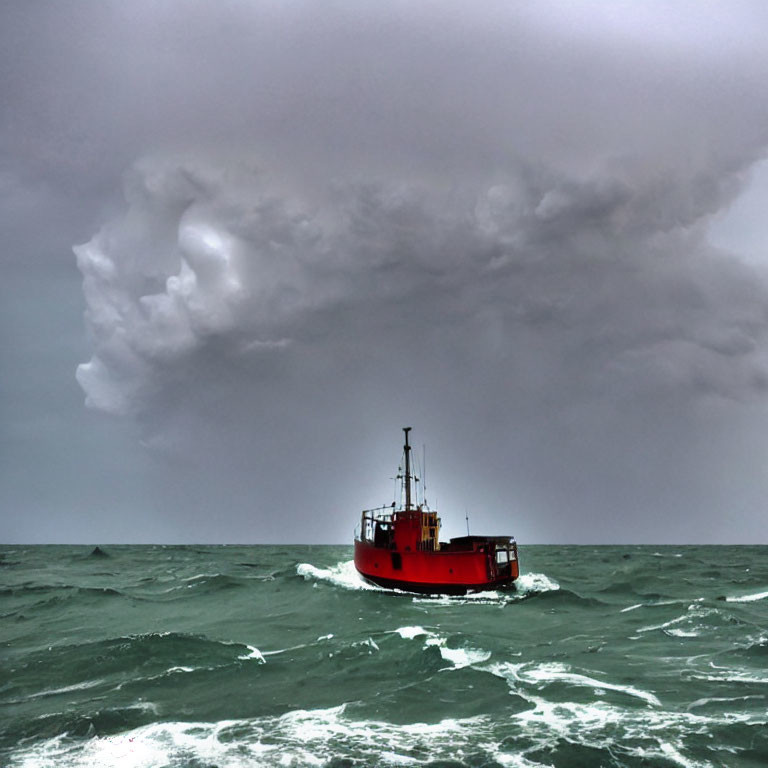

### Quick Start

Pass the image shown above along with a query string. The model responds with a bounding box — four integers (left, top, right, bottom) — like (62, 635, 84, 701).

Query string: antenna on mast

(422, 443, 427, 507)
(465, 509, 470, 536)
(403, 427, 412, 511)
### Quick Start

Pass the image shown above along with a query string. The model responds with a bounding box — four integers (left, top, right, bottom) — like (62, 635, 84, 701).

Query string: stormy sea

(1, 545, 767, 767)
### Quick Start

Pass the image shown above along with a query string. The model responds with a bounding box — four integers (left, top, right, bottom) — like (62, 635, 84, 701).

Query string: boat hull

(356, 571, 516, 595)
(354, 539, 518, 594)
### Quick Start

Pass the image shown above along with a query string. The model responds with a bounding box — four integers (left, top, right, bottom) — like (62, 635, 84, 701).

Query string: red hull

(354, 539, 519, 594)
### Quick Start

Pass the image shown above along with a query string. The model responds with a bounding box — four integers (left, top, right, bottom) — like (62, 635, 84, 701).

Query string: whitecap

(353, 637, 379, 652)
(526, 663, 660, 706)
(434, 644, 491, 669)
(401, 633, 490, 668)
(688, 695, 765, 710)
(392, 625, 432, 640)
(391, 627, 491, 668)
(515, 571, 560, 595)
(658, 742, 698, 768)
(237, 645, 266, 663)
(637, 603, 718, 635)
(665, 628, 701, 638)
(181, 572, 219, 582)
(690, 667, 768, 685)
(490, 661, 661, 706)
(22, 679, 104, 701)
(726, 588, 768, 603)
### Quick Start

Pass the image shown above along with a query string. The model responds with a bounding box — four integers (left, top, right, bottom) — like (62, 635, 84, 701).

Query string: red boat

(354, 427, 519, 594)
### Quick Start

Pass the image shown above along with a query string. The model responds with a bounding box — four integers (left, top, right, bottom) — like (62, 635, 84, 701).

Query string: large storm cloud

(77, 153, 768, 417)
(4, 1, 768, 542)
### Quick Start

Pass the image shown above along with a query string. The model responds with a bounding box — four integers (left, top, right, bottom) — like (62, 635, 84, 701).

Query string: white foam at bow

(296, 560, 388, 592)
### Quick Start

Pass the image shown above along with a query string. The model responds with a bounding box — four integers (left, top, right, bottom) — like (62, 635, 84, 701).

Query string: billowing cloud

(71, 139, 768, 542)
(76, 149, 768, 416)
(6, 0, 768, 541)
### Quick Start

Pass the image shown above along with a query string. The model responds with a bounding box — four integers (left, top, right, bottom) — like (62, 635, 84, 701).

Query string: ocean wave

(688, 695, 766, 711)
(14, 632, 269, 702)
(426, 638, 491, 669)
(7, 545, 768, 768)
(726, 588, 768, 603)
(4, 679, 107, 706)
(391, 626, 492, 669)
(393, 625, 431, 640)
(236, 645, 266, 663)
(8, 690, 762, 768)
(515, 571, 560, 595)
(489, 661, 661, 706)
(687, 668, 768, 685)
(174, 572, 247, 593)
(619, 598, 687, 613)
(6, 706, 498, 768)
(664, 628, 702, 638)
(0, 584, 123, 599)
(486, 663, 764, 767)
(635, 602, 732, 637)
(742, 637, 768, 656)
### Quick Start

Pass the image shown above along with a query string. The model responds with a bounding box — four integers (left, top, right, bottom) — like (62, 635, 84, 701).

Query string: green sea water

(1, 545, 767, 767)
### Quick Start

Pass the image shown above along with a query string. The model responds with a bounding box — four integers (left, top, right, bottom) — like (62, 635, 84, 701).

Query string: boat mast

(403, 427, 412, 511)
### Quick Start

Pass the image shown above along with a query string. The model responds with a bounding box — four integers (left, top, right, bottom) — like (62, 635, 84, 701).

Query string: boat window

(496, 549, 509, 564)
(374, 522, 393, 548)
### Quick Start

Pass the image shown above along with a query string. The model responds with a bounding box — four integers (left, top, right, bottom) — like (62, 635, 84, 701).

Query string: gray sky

(3, 1, 768, 544)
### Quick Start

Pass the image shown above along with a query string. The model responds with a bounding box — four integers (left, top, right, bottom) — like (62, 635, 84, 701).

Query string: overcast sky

(3, 1, 768, 544)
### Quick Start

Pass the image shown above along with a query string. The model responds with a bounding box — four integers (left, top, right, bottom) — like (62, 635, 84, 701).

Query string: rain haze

(3, 1, 768, 544)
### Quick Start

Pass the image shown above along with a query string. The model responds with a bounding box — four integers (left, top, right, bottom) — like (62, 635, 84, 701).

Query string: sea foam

(296, 560, 385, 591)
(726, 588, 768, 603)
